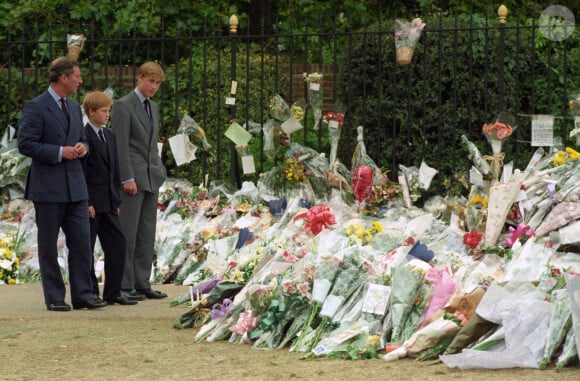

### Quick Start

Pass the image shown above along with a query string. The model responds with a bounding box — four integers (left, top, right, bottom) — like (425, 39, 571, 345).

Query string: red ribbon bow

(293, 204, 336, 235)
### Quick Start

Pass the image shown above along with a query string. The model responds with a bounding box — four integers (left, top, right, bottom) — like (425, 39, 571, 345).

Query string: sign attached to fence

(531, 114, 554, 147)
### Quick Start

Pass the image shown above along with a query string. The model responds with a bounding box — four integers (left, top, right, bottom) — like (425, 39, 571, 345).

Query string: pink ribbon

(229, 310, 258, 335)
(505, 223, 534, 248)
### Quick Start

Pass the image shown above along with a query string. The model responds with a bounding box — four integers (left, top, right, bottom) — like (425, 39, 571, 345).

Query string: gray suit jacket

(111, 91, 166, 192)
(18, 90, 89, 202)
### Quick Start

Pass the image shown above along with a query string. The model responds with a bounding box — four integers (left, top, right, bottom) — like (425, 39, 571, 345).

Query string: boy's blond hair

(82, 91, 113, 116)
(138, 61, 166, 81)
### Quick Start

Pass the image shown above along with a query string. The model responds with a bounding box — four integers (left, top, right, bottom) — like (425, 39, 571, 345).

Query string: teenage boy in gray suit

(111, 61, 167, 300)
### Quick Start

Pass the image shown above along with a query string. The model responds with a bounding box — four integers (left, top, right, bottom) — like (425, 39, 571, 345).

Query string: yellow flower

(8, 278, 16, 284)
(553, 151, 566, 166)
(471, 194, 488, 209)
(371, 221, 383, 233)
(565, 147, 580, 160)
(367, 335, 381, 348)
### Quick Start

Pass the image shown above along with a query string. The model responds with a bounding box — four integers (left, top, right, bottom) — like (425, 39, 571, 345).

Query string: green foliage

(159, 42, 290, 185)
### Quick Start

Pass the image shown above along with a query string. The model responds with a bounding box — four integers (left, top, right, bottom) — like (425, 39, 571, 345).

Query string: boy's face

(137, 74, 162, 98)
(90, 106, 111, 127)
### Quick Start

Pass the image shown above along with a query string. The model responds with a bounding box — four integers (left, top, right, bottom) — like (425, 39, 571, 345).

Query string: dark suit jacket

(18, 90, 88, 202)
(82, 125, 122, 212)
(111, 91, 166, 192)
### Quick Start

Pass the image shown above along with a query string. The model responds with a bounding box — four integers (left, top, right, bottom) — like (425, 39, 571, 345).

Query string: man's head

(83, 91, 113, 126)
(49, 57, 83, 97)
(137, 61, 165, 99)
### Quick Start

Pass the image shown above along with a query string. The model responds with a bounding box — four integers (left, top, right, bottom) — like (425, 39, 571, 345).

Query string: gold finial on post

(498, 5, 508, 24)
(229, 14, 239, 33)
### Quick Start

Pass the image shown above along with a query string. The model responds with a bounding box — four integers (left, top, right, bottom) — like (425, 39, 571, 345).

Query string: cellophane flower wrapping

(394, 18, 425, 48)
(323, 111, 345, 169)
(320, 254, 364, 319)
(383, 315, 462, 361)
(565, 272, 580, 365)
(269, 94, 290, 122)
(484, 171, 523, 247)
(304, 72, 323, 130)
(290, 253, 342, 352)
(66, 34, 85, 60)
(178, 113, 211, 151)
(388, 258, 428, 344)
(420, 266, 455, 325)
(482, 112, 515, 155)
(569, 94, 580, 116)
(461, 134, 493, 178)
(442, 282, 551, 369)
(290, 98, 306, 122)
(539, 288, 573, 369)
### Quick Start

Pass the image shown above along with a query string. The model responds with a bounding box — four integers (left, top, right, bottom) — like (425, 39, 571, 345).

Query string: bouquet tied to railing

(394, 18, 425, 65)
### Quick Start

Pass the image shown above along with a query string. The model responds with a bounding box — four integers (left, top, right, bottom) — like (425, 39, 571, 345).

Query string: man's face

(61, 66, 83, 96)
(137, 74, 162, 98)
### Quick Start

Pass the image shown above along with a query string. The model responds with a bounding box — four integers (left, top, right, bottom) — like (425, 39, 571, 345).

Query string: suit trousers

(89, 210, 127, 300)
(34, 201, 95, 304)
(120, 189, 158, 290)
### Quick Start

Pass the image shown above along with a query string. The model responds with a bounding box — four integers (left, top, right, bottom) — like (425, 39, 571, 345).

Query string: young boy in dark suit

(82, 91, 137, 305)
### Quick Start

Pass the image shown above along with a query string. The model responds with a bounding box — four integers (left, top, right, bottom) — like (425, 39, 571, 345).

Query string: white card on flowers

(281, 116, 303, 135)
(241, 154, 255, 174)
(169, 134, 197, 166)
(362, 283, 391, 315)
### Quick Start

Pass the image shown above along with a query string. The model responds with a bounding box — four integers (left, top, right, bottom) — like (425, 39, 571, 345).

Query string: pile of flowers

(0, 226, 26, 284)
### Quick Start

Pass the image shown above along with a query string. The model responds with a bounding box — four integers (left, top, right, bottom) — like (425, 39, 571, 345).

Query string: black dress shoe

(138, 288, 168, 299)
(72, 297, 107, 310)
(106, 295, 138, 305)
(46, 302, 71, 312)
(121, 289, 146, 301)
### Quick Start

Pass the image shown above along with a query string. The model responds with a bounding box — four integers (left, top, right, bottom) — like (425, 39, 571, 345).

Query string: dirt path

(1, 283, 578, 381)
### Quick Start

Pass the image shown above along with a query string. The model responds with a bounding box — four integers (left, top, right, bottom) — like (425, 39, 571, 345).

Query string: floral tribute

(323, 111, 345, 168)
(7, 96, 580, 372)
(304, 72, 324, 131)
(394, 18, 425, 65)
(0, 226, 26, 284)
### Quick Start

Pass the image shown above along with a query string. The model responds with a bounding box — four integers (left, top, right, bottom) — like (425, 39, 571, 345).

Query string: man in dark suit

(17, 57, 106, 311)
(111, 61, 168, 300)
(82, 91, 137, 306)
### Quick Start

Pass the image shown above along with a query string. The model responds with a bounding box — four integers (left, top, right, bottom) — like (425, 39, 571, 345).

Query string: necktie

(60, 98, 69, 120)
(98, 129, 106, 144)
(143, 99, 152, 119)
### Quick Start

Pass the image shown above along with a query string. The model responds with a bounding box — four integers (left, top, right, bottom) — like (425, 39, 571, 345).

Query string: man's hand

(123, 180, 138, 196)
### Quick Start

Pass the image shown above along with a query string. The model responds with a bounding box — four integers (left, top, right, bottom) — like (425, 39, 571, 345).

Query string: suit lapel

(47, 97, 69, 132)
(87, 125, 109, 164)
(131, 93, 152, 137)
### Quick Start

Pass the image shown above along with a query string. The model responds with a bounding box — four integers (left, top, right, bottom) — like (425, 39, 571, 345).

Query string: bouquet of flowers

(388, 258, 429, 344)
(394, 18, 425, 65)
(482, 112, 515, 155)
(569, 94, 580, 116)
(291, 254, 342, 352)
(304, 72, 324, 130)
(66, 34, 85, 61)
(0, 224, 27, 284)
(269, 94, 290, 122)
(539, 288, 573, 369)
(178, 113, 211, 151)
(323, 111, 345, 169)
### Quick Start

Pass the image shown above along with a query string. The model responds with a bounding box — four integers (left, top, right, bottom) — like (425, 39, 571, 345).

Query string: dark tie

(60, 98, 69, 120)
(98, 129, 106, 144)
(143, 99, 152, 120)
